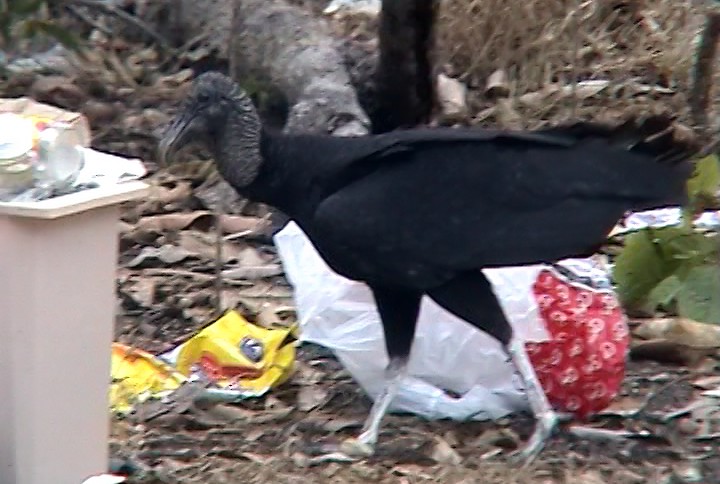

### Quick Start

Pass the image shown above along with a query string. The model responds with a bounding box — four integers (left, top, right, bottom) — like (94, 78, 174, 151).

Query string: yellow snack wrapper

(174, 310, 297, 394)
(110, 343, 187, 415)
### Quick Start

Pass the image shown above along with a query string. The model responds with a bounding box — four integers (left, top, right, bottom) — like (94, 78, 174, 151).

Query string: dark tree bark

(373, 0, 437, 133)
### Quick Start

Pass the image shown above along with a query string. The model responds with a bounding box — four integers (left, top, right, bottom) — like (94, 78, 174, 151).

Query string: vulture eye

(196, 92, 211, 104)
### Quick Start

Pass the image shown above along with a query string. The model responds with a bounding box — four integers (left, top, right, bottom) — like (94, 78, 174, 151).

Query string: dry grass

(436, 0, 708, 128)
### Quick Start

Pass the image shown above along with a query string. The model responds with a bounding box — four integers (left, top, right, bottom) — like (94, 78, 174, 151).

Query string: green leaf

(613, 226, 718, 311)
(645, 274, 682, 312)
(9, 0, 45, 16)
(687, 154, 720, 202)
(677, 265, 720, 324)
(613, 228, 678, 308)
(684, 154, 720, 223)
(37, 21, 81, 51)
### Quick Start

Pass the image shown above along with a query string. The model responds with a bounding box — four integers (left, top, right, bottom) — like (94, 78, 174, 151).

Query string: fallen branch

(689, 9, 720, 133)
(230, 0, 370, 136)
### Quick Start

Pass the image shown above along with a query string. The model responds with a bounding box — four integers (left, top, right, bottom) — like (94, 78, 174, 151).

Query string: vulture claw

(509, 410, 559, 467)
(339, 436, 375, 458)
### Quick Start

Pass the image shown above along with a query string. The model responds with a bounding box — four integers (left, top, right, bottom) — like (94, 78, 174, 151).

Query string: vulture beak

(158, 111, 196, 166)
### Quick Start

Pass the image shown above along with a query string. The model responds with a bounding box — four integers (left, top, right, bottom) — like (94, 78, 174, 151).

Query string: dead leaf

(321, 417, 361, 433)
(240, 452, 274, 464)
(81, 100, 119, 125)
(30, 76, 86, 110)
(598, 396, 646, 417)
(692, 376, 720, 390)
(560, 79, 609, 99)
(293, 362, 325, 385)
(672, 462, 704, 483)
(437, 73, 468, 121)
(495, 98, 522, 129)
(222, 246, 283, 280)
(574, 471, 608, 484)
(517, 90, 549, 108)
(633, 318, 720, 348)
(485, 69, 510, 98)
(135, 182, 193, 214)
(136, 212, 215, 232)
(177, 230, 244, 263)
(630, 339, 714, 366)
(126, 245, 196, 268)
(123, 277, 157, 308)
(468, 428, 519, 449)
(631, 318, 720, 365)
(391, 464, 433, 479)
(194, 177, 245, 214)
(613, 469, 648, 484)
(221, 214, 271, 236)
(297, 385, 329, 412)
(222, 265, 283, 280)
(236, 282, 293, 299)
(255, 303, 295, 328)
(431, 436, 462, 465)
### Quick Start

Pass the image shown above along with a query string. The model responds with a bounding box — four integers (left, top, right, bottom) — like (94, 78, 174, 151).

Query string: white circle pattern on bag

(524, 268, 629, 418)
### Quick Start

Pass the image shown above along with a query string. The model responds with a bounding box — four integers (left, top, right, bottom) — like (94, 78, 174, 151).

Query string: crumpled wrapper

(110, 343, 187, 415)
(170, 310, 297, 395)
(0, 97, 91, 146)
(110, 311, 297, 414)
(527, 268, 630, 418)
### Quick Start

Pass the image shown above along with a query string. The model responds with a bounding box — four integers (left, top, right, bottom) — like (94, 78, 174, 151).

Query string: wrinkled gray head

(158, 71, 262, 186)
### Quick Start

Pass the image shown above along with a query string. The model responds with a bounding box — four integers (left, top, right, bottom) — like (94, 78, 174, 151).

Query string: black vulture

(159, 71, 697, 464)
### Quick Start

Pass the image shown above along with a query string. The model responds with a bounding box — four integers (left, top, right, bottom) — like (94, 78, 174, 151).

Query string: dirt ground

(110, 324, 720, 483)
(3, 2, 720, 482)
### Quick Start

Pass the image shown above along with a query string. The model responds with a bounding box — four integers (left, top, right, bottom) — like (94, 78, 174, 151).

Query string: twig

(570, 2, 580, 119)
(567, 426, 636, 443)
(214, 206, 224, 316)
(138, 268, 252, 286)
(105, 50, 138, 87)
(690, 9, 720, 134)
(157, 32, 209, 71)
(223, 230, 253, 241)
(66, 5, 113, 36)
(63, 0, 173, 53)
(634, 374, 691, 420)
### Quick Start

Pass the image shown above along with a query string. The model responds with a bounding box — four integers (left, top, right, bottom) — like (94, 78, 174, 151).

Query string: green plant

(0, 0, 82, 53)
(614, 154, 720, 323)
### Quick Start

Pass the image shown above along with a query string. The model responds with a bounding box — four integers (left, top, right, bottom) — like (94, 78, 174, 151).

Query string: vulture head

(158, 71, 262, 186)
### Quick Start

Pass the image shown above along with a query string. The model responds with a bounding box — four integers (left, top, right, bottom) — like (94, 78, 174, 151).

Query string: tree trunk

(373, 0, 437, 133)
(230, 0, 370, 137)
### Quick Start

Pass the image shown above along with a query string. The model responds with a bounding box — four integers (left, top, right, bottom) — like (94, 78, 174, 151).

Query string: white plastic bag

(276, 222, 612, 420)
(274, 205, 690, 420)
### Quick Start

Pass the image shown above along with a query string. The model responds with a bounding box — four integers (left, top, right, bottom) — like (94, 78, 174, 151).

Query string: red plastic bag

(526, 268, 629, 418)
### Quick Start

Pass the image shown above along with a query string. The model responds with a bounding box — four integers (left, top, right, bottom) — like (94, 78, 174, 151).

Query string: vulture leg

(338, 286, 421, 457)
(427, 270, 558, 466)
(503, 337, 558, 465)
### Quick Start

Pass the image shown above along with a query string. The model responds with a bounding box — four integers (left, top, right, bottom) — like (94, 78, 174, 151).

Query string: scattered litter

(610, 207, 720, 236)
(437, 73, 468, 122)
(162, 310, 297, 396)
(81, 475, 126, 484)
(110, 343, 186, 415)
(0, 98, 145, 203)
(323, 0, 380, 16)
(566, 426, 662, 444)
(111, 311, 297, 414)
